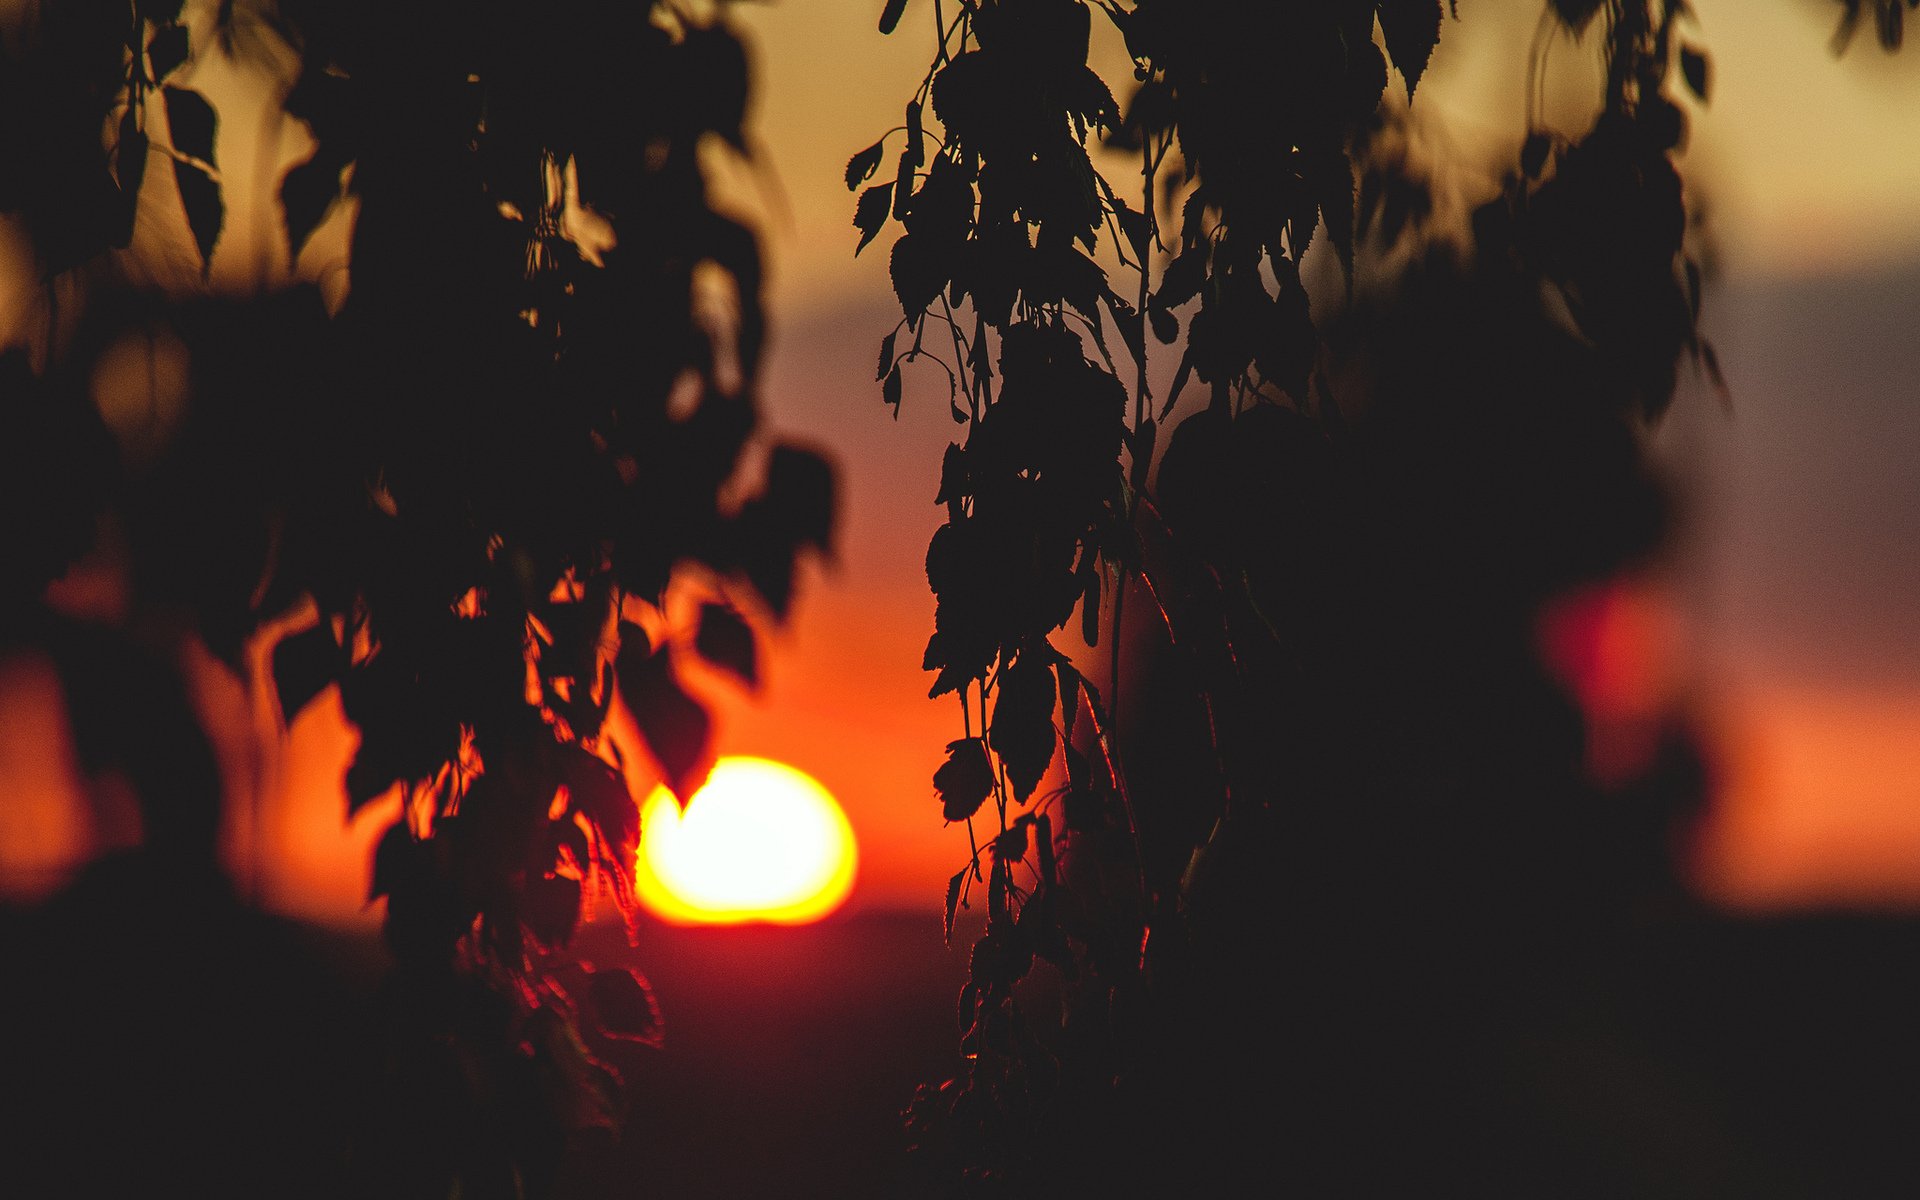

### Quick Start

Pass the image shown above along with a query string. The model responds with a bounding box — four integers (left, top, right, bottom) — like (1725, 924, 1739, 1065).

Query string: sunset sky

(2, 0, 1917, 922)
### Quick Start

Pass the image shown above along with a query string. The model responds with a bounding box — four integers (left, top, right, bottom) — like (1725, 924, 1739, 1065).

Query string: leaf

(1378, 0, 1444, 97)
(368, 820, 416, 902)
(280, 151, 343, 262)
(892, 148, 915, 221)
(890, 231, 948, 320)
(1680, 46, 1711, 102)
(587, 965, 665, 1046)
(944, 868, 965, 945)
(853, 183, 891, 254)
(163, 86, 216, 166)
(990, 651, 1057, 803)
(1520, 131, 1552, 180)
(1549, 0, 1606, 36)
(877, 330, 898, 383)
(935, 737, 994, 822)
(879, 0, 910, 35)
(1313, 150, 1356, 278)
(113, 112, 147, 249)
(883, 362, 902, 412)
(1114, 197, 1150, 264)
(694, 602, 758, 688)
(525, 872, 583, 947)
(172, 158, 223, 269)
(147, 23, 189, 81)
(616, 637, 713, 803)
(560, 743, 639, 862)
(846, 138, 886, 191)
(272, 624, 343, 723)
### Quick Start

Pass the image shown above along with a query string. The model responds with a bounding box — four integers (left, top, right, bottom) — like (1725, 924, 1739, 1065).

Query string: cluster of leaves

(3, 0, 830, 1193)
(861, 0, 1723, 1190)
(0, 0, 220, 273)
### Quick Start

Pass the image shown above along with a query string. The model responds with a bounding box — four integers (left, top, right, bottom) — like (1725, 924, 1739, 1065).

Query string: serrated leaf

(163, 86, 216, 166)
(172, 157, 223, 270)
(990, 652, 1057, 803)
(1378, 0, 1444, 97)
(853, 183, 891, 254)
(846, 138, 886, 191)
(935, 737, 994, 822)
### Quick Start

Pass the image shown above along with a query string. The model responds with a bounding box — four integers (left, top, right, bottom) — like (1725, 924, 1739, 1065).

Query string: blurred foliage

(1, 0, 829, 1193)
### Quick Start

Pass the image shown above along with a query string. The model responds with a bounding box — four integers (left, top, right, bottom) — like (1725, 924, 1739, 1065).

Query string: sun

(633, 756, 857, 925)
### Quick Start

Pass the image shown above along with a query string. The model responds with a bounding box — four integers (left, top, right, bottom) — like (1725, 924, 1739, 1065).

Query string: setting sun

(634, 757, 857, 925)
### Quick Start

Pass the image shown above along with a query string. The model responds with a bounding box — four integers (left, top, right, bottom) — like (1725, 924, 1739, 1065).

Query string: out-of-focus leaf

(280, 151, 344, 261)
(1680, 47, 1711, 101)
(113, 112, 147, 249)
(560, 743, 637, 863)
(172, 158, 223, 269)
(147, 23, 189, 81)
(587, 964, 665, 1046)
(272, 623, 343, 723)
(163, 86, 216, 165)
(693, 602, 758, 688)
(616, 635, 712, 803)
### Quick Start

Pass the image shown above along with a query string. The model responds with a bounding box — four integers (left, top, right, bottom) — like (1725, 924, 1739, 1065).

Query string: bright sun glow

(634, 756, 856, 925)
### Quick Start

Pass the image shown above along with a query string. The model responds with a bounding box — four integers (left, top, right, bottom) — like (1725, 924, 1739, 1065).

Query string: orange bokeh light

(633, 756, 856, 925)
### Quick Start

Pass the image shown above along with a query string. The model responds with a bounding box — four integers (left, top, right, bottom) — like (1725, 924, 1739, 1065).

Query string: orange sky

(4, 1, 1919, 923)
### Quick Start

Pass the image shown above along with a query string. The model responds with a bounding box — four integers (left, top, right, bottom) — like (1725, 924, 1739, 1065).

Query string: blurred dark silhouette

(3, 0, 1920, 1197)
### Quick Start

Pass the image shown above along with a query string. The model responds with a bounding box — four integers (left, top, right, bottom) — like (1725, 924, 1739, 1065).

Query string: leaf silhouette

(944, 867, 966, 945)
(693, 602, 758, 688)
(935, 737, 994, 822)
(846, 138, 886, 190)
(1549, 0, 1606, 36)
(854, 183, 891, 254)
(113, 112, 147, 249)
(163, 86, 216, 166)
(879, 0, 910, 35)
(172, 159, 223, 269)
(147, 23, 189, 81)
(616, 635, 712, 803)
(1378, 0, 1444, 96)
(280, 152, 344, 262)
(272, 623, 343, 724)
(990, 651, 1057, 803)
